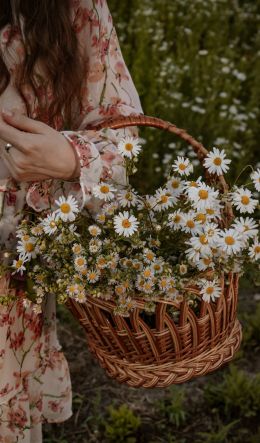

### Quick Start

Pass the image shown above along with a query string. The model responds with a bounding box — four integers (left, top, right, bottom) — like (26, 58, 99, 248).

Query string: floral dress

(0, 0, 143, 441)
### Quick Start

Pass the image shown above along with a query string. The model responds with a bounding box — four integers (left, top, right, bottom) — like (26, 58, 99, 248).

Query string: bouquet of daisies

(1, 136, 259, 316)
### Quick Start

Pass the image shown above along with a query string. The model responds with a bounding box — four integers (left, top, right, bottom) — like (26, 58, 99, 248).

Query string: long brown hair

(0, 0, 85, 128)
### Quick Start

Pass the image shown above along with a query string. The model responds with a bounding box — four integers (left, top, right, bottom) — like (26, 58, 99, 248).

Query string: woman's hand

(0, 108, 81, 182)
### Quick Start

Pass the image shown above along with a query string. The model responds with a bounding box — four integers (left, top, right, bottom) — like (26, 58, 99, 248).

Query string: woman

(0, 0, 143, 441)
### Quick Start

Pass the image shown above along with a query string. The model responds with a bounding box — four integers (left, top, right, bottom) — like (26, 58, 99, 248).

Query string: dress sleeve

(25, 0, 144, 212)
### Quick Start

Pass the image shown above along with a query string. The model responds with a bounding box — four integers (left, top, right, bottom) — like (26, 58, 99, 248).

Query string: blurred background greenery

(44, 0, 260, 441)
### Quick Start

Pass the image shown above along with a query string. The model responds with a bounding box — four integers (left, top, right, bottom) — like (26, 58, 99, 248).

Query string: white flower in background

(102, 201, 119, 215)
(183, 176, 203, 193)
(199, 279, 222, 303)
(188, 234, 212, 257)
(72, 243, 83, 255)
(153, 188, 175, 211)
(203, 147, 231, 175)
(31, 225, 44, 236)
(89, 238, 102, 254)
(66, 284, 79, 297)
(158, 276, 171, 292)
(251, 168, 260, 192)
(166, 176, 184, 197)
(168, 210, 184, 230)
(118, 189, 139, 207)
(181, 212, 202, 235)
(74, 255, 87, 271)
(54, 195, 79, 222)
(172, 156, 194, 176)
(188, 184, 219, 211)
(248, 241, 260, 261)
(74, 292, 87, 303)
(142, 266, 155, 280)
(196, 256, 215, 271)
(217, 229, 243, 255)
(88, 225, 101, 237)
(117, 136, 142, 158)
(96, 213, 106, 224)
(232, 187, 258, 214)
(203, 223, 221, 246)
(41, 213, 59, 235)
(143, 248, 156, 263)
(232, 217, 259, 241)
(87, 268, 101, 283)
(142, 280, 155, 294)
(113, 211, 139, 237)
(93, 182, 116, 201)
(17, 237, 37, 260)
(11, 254, 29, 275)
(151, 259, 164, 274)
(96, 255, 107, 269)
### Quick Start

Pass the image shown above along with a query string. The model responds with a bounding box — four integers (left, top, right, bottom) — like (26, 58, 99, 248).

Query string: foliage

(242, 302, 260, 349)
(197, 419, 240, 443)
(156, 386, 187, 428)
(104, 403, 141, 443)
(204, 365, 260, 419)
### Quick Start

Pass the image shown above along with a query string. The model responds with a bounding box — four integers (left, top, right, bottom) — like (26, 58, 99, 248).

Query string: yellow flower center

(225, 236, 235, 245)
(254, 246, 260, 253)
(160, 195, 169, 203)
(98, 258, 106, 266)
(125, 192, 133, 201)
(16, 259, 23, 268)
(196, 213, 207, 223)
(146, 252, 154, 261)
(153, 264, 161, 271)
(187, 220, 195, 228)
(203, 258, 212, 265)
(199, 190, 209, 200)
(213, 157, 222, 166)
(100, 185, 110, 194)
(125, 143, 133, 151)
(60, 203, 71, 213)
(143, 269, 152, 278)
(190, 181, 198, 187)
(89, 272, 96, 280)
(76, 258, 85, 266)
(160, 280, 167, 288)
(174, 215, 181, 223)
(206, 208, 215, 215)
(122, 219, 131, 228)
(199, 234, 208, 245)
(50, 221, 56, 228)
(171, 180, 179, 189)
(179, 163, 186, 170)
(206, 286, 214, 295)
(22, 234, 30, 241)
(25, 242, 34, 252)
(241, 195, 250, 205)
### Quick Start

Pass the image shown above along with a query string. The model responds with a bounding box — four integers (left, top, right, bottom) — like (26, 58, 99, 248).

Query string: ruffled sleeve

(26, 0, 144, 212)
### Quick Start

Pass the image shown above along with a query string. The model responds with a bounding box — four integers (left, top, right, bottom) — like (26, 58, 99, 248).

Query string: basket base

(87, 319, 242, 388)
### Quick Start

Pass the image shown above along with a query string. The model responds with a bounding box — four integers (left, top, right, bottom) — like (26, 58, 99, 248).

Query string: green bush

(104, 403, 141, 443)
(156, 386, 187, 428)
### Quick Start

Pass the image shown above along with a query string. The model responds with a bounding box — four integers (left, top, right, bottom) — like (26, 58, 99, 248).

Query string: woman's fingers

(1, 108, 49, 133)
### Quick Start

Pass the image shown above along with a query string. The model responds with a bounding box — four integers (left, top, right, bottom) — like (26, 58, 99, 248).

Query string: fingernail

(2, 108, 13, 117)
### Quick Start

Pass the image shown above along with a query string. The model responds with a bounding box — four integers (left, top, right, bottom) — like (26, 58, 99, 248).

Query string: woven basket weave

(66, 114, 242, 388)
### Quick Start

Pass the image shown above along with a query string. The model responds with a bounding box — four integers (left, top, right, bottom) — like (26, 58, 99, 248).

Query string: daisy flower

(96, 256, 107, 269)
(143, 248, 156, 264)
(153, 188, 175, 211)
(87, 268, 101, 283)
(142, 267, 155, 280)
(251, 168, 260, 192)
(181, 212, 203, 235)
(117, 136, 142, 158)
(217, 228, 243, 255)
(54, 195, 79, 222)
(11, 254, 29, 275)
(203, 147, 231, 175)
(92, 182, 116, 202)
(232, 187, 258, 214)
(203, 223, 221, 246)
(232, 217, 259, 240)
(41, 213, 59, 235)
(183, 176, 203, 194)
(196, 256, 215, 271)
(31, 225, 44, 236)
(142, 280, 155, 294)
(96, 213, 106, 224)
(72, 243, 83, 255)
(113, 211, 139, 237)
(66, 284, 79, 297)
(17, 237, 37, 260)
(88, 225, 101, 237)
(74, 255, 87, 271)
(115, 285, 126, 296)
(172, 156, 194, 176)
(118, 189, 139, 207)
(199, 279, 222, 303)
(166, 176, 184, 197)
(158, 277, 171, 292)
(168, 210, 184, 230)
(248, 241, 260, 261)
(185, 246, 202, 264)
(89, 238, 102, 254)
(188, 184, 219, 211)
(151, 259, 164, 274)
(187, 234, 212, 257)
(75, 292, 87, 303)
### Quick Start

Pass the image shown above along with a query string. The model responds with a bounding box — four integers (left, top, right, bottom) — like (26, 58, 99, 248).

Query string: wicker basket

(66, 115, 242, 388)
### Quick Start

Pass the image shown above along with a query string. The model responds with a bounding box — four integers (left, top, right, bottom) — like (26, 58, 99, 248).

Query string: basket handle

(86, 114, 233, 224)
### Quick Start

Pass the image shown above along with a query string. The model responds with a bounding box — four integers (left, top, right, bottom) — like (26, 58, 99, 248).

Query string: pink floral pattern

(0, 0, 143, 441)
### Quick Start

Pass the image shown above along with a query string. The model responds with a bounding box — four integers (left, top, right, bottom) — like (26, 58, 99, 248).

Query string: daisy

(153, 188, 175, 211)
(183, 176, 203, 194)
(87, 268, 101, 283)
(251, 168, 260, 192)
(217, 228, 243, 255)
(96, 213, 106, 224)
(117, 136, 142, 158)
(88, 225, 101, 237)
(17, 237, 37, 260)
(168, 210, 184, 230)
(92, 182, 116, 202)
(118, 189, 139, 207)
(74, 292, 87, 303)
(11, 255, 29, 275)
(66, 284, 79, 297)
(142, 280, 155, 294)
(74, 255, 87, 271)
(151, 259, 164, 274)
(143, 248, 156, 263)
(96, 256, 107, 269)
(158, 277, 171, 292)
(232, 217, 259, 240)
(72, 243, 83, 255)
(188, 234, 212, 257)
(54, 195, 79, 222)
(181, 212, 202, 235)
(203, 223, 221, 246)
(113, 211, 139, 237)
(196, 256, 215, 271)
(142, 267, 154, 280)
(31, 225, 44, 236)
(185, 246, 202, 264)
(232, 187, 258, 214)
(199, 279, 222, 303)
(89, 238, 102, 254)
(166, 176, 184, 197)
(248, 241, 260, 261)
(203, 147, 231, 175)
(172, 156, 193, 176)
(115, 285, 126, 296)
(41, 213, 59, 235)
(188, 184, 219, 211)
